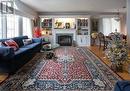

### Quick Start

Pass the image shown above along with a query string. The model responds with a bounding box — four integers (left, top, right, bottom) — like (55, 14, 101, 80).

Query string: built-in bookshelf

(41, 18, 52, 36)
(41, 18, 52, 29)
(77, 18, 89, 35)
(77, 18, 88, 28)
(76, 17, 90, 46)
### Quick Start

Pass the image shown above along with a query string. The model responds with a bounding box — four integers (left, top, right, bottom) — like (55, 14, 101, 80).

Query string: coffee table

(42, 44, 52, 51)
(41, 43, 60, 53)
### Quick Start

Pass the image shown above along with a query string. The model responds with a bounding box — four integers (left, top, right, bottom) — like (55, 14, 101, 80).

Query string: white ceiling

(20, 0, 126, 13)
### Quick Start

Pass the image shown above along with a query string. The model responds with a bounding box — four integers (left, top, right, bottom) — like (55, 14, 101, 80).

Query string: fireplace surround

(52, 29, 76, 46)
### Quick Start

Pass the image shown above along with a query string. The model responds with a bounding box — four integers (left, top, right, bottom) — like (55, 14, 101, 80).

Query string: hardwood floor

(0, 73, 8, 84)
(0, 45, 130, 84)
(88, 45, 130, 80)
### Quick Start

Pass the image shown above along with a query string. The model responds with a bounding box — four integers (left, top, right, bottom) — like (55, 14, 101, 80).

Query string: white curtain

(102, 18, 120, 36)
(6, 14, 19, 38)
(22, 17, 33, 38)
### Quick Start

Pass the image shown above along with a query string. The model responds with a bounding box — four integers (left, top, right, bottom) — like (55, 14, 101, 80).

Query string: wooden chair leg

(103, 43, 105, 51)
(99, 42, 101, 50)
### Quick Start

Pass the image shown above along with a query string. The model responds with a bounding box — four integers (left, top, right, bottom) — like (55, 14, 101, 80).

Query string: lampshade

(91, 32, 98, 39)
(114, 17, 120, 22)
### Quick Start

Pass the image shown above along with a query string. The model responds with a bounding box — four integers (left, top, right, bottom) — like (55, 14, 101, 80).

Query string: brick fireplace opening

(58, 35, 72, 46)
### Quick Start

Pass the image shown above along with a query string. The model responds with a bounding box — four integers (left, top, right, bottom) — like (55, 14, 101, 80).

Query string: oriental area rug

(0, 47, 121, 91)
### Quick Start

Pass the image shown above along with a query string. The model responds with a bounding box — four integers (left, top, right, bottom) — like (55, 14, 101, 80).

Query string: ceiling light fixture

(114, 9, 120, 22)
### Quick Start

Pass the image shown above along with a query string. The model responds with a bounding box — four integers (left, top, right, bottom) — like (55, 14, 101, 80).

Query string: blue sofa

(114, 81, 130, 91)
(0, 36, 42, 74)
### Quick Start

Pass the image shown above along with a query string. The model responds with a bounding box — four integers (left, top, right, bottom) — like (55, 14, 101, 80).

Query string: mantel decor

(106, 39, 128, 72)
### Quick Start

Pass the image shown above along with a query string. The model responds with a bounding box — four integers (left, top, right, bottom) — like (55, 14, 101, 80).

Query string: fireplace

(58, 35, 72, 46)
(54, 30, 76, 46)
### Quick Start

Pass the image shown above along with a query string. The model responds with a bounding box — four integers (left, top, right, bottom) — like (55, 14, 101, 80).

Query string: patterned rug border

(84, 47, 123, 80)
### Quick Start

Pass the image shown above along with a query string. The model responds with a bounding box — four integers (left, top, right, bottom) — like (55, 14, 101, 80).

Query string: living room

(0, 0, 130, 91)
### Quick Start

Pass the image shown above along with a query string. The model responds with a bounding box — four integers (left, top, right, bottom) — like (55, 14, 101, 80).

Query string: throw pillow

(4, 39, 19, 51)
(23, 39, 32, 45)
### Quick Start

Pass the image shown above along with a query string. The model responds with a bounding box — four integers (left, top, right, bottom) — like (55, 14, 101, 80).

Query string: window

(0, 1, 33, 39)
(0, 14, 33, 39)
(111, 18, 120, 32)
(6, 14, 19, 38)
(102, 18, 120, 35)
(7, 14, 14, 38)
(23, 17, 32, 38)
(14, 15, 19, 37)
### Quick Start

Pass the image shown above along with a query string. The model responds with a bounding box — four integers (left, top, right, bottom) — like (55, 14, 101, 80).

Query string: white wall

(120, 13, 127, 35)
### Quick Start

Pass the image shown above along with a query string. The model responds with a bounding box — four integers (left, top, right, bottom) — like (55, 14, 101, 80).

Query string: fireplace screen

(58, 35, 72, 46)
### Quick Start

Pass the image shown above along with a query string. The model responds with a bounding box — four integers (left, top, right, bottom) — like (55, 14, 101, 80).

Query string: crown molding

(38, 11, 118, 16)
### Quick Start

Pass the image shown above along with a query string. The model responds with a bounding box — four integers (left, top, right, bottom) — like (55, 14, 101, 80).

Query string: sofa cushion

(23, 38, 32, 46)
(22, 43, 40, 49)
(4, 39, 19, 51)
(12, 36, 28, 47)
(15, 48, 30, 55)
